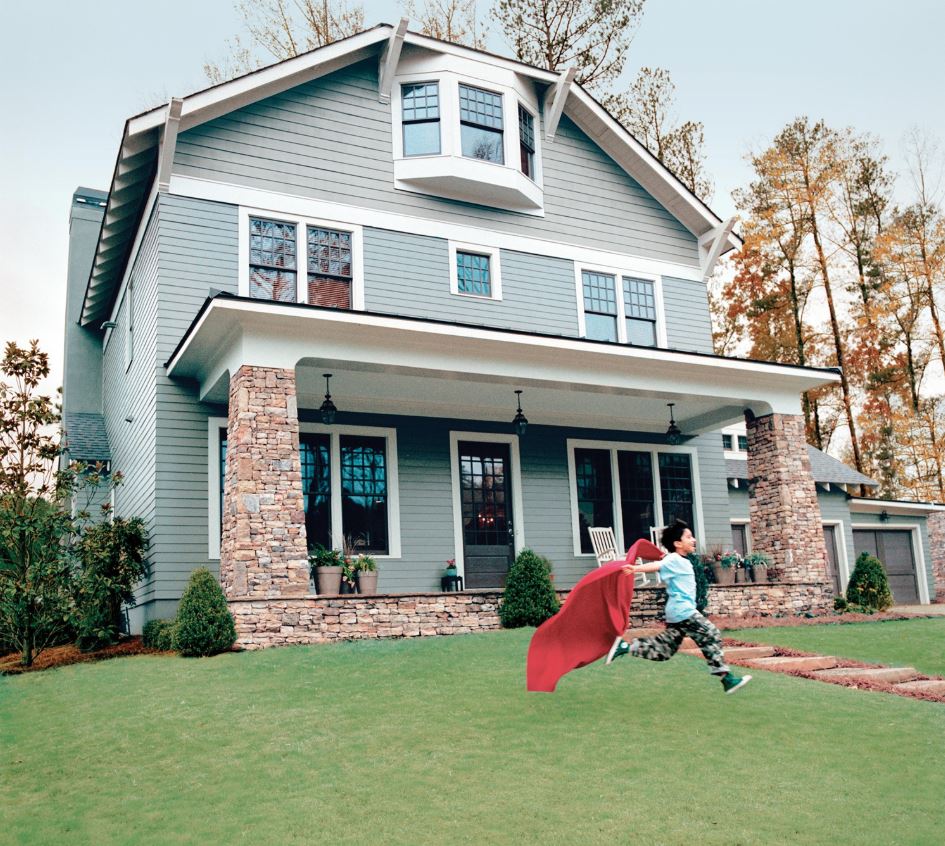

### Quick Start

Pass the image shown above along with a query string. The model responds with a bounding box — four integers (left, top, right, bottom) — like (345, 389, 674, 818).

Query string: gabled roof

(726, 446, 877, 489)
(81, 22, 742, 328)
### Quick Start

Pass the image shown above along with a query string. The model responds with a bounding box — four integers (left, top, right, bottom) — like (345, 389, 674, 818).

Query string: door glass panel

(340, 435, 388, 554)
(300, 433, 331, 550)
(617, 450, 654, 545)
(658, 452, 695, 531)
(460, 444, 508, 546)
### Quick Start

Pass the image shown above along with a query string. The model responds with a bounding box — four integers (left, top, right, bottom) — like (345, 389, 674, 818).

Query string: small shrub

(833, 596, 848, 612)
(845, 551, 893, 612)
(499, 549, 560, 628)
(689, 553, 709, 612)
(142, 619, 176, 651)
(173, 568, 236, 657)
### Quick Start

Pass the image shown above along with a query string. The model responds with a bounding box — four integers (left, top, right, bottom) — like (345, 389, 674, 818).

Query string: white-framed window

(575, 265, 665, 348)
(459, 83, 505, 164)
(448, 241, 502, 300)
(518, 103, 536, 180)
(124, 279, 135, 371)
(567, 438, 703, 557)
(401, 80, 441, 156)
(208, 419, 401, 559)
(238, 207, 364, 310)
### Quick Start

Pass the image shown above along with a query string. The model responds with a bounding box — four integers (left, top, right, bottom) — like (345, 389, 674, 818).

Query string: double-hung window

(249, 217, 297, 302)
(307, 226, 352, 309)
(582, 271, 619, 342)
(623, 277, 657, 346)
(569, 440, 699, 556)
(459, 84, 504, 163)
(402, 82, 440, 156)
(580, 269, 660, 347)
(518, 104, 535, 179)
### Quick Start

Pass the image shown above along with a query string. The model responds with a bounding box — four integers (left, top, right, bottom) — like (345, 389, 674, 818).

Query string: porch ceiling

(167, 296, 840, 432)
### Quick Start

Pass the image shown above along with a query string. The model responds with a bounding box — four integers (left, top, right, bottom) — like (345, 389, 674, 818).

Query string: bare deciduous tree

(403, 0, 488, 49)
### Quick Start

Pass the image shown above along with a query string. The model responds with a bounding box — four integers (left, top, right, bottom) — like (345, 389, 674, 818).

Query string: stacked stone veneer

(745, 413, 830, 586)
(230, 585, 832, 649)
(221, 366, 310, 599)
(928, 511, 945, 603)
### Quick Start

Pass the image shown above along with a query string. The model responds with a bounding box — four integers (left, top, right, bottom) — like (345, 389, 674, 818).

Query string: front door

(823, 525, 841, 595)
(459, 441, 514, 589)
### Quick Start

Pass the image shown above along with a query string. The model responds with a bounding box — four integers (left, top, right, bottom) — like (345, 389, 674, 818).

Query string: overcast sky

(2, 0, 944, 393)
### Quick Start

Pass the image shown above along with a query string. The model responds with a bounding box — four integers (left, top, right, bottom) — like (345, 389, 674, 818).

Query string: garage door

(852, 529, 919, 604)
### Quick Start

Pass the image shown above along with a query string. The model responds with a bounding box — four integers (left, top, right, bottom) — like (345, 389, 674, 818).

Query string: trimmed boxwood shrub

(846, 551, 894, 612)
(142, 619, 176, 651)
(172, 568, 236, 657)
(500, 549, 560, 628)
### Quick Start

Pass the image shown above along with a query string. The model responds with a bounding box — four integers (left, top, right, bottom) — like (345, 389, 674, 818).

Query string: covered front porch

(167, 295, 840, 644)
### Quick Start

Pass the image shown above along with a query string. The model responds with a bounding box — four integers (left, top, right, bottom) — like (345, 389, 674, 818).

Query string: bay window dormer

(392, 51, 544, 214)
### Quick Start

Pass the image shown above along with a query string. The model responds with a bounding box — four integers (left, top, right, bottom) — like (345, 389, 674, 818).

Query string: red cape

(526, 539, 664, 692)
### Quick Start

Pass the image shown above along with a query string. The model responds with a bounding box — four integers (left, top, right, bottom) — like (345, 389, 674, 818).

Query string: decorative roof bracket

(543, 67, 576, 141)
(378, 18, 409, 104)
(699, 216, 737, 282)
(157, 98, 184, 193)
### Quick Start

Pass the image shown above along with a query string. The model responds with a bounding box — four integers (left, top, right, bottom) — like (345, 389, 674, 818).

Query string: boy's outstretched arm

(622, 562, 662, 575)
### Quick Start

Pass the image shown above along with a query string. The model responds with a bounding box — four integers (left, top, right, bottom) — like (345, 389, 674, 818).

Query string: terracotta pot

(712, 564, 736, 585)
(752, 565, 769, 584)
(358, 571, 378, 595)
(316, 565, 343, 595)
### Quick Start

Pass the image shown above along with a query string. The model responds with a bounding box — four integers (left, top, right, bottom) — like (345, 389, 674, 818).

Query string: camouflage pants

(628, 611, 729, 676)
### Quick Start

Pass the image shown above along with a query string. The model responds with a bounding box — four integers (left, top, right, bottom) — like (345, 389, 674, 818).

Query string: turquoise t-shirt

(659, 552, 697, 624)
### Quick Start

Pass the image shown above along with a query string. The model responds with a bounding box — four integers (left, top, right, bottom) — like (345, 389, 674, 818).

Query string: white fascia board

(167, 298, 840, 412)
(848, 499, 945, 516)
(127, 27, 392, 137)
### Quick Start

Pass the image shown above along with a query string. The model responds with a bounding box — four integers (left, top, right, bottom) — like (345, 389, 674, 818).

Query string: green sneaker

(721, 672, 752, 694)
(605, 636, 631, 665)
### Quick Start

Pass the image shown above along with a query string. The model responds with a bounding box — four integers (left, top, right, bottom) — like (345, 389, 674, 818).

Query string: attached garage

(852, 528, 919, 605)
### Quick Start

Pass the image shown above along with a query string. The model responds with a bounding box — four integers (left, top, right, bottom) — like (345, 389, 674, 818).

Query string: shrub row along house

(61, 23, 945, 647)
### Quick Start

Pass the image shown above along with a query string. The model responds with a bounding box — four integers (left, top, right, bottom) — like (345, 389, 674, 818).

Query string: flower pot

(358, 571, 378, 595)
(340, 580, 357, 594)
(735, 568, 751, 584)
(316, 565, 343, 595)
(444, 568, 457, 578)
(751, 565, 769, 584)
(711, 563, 735, 585)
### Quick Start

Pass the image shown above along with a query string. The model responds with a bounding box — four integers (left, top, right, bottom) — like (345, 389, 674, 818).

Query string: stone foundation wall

(928, 511, 945, 603)
(230, 583, 833, 649)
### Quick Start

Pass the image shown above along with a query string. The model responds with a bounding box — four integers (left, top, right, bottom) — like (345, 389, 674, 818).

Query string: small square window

(722, 434, 733, 450)
(456, 251, 492, 297)
(737, 435, 748, 451)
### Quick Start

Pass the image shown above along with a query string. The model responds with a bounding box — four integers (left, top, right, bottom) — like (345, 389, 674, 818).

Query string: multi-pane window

(300, 434, 331, 550)
(618, 451, 655, 545)
(623, 278, 657, 346)
(722, 434, 733, 450)
(574, 448, 614, 553)
(582, 271, 618, 342)
(402, 82, 440, 156)
(659, 452, 695, 530)
(341, 435, 389, 554)
(456, 251, 492, 297)
(307, 226, 352, 309)
(518, 104, 535, 178)
(737, 435, 748, 451)
(249, 217, 297, 302)
(459, 84, 504, 163)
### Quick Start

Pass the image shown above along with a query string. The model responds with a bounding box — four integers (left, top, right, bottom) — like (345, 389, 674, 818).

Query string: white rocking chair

(588, 527, 658, 587)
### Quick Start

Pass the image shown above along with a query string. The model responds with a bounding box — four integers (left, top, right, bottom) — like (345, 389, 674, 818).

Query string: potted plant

(745, 552, 771, 583)
(444, 558, 457, 577)
(309, 545, 345, 595)
(707, 551, 738, 585)
(340, 557, 358, 594)
(355, 554, 378, 595)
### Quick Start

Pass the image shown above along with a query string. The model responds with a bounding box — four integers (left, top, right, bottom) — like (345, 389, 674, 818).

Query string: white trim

(124, 279, 135, 372)
(103, 186, 159, 331)
(699, 216, 736, 283)
(448, 241, 503, 300)
(543, 67, 576, 141)
(448, 431, 525, 580)
(172, 174, 705, 281)
(208, 418, 401, 560)
(377, 18, 408, 103)
(848, 498, 945, 515)
(566, 438, 704, 558)
(822, 519, 850, 593)
(238, 206, 364, 310)
(574, 263, 666, 347)
(156, 98, 183, 193)
(851, 522, 930, 604)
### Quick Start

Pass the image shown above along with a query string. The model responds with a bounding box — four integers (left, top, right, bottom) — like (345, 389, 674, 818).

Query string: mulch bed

(0, 637, 168, 675)
(722, 637, 945, 704)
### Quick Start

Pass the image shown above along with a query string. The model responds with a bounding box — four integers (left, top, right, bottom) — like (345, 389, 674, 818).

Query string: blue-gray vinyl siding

(173, 60, 699, 267)
(662, 276, 714, 354)
(364, 230, 578, 335)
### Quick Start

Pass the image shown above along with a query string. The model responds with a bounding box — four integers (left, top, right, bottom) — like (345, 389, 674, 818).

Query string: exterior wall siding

(662, 276, 714, 354)
(173, 60, 699, 267)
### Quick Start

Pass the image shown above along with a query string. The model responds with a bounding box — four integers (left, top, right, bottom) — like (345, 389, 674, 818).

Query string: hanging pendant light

(319, 373, 337, 424)
(665, 402, 683, 445)
(512, 389, 528, 436)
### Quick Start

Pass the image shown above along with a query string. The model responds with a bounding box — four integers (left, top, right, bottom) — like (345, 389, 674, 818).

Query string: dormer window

(459, 84, 504, 164)
(402, 82, 440, 156)
(518, 105, 535, 179)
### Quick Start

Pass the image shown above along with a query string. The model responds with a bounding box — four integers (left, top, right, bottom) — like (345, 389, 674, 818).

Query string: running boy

(605, 520, 752, 694)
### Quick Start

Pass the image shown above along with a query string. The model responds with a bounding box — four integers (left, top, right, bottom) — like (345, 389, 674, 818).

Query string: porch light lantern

(665, 403, 683, 445)
(512, 389, 528, 436)
(319, 373, 338, 425)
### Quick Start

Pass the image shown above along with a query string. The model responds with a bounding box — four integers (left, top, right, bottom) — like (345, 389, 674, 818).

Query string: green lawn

(726, 618, 945, 677)
(2, 627, 944, 845)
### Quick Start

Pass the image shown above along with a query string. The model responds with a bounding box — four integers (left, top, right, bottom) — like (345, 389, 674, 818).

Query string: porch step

(813, 666, 920, 684)
(722, 646, 777, 661)
(750, 655, 840, 672)
(893, 679, 945, 694)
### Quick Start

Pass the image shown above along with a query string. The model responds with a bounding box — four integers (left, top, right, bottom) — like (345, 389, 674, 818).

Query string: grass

(726, 618, 945, 677)
(2, 626, 944, 845)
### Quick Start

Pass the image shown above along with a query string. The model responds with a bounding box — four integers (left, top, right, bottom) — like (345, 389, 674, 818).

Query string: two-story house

(61, 23, 943, 646)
